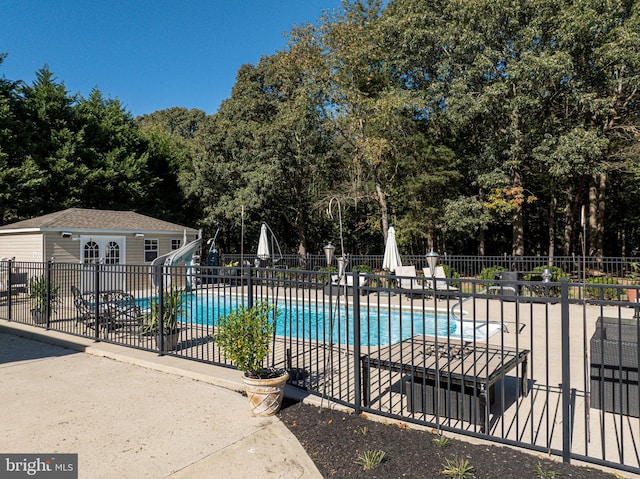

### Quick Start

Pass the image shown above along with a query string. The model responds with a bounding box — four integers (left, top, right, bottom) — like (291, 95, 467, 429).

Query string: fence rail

(1, 259, 639, 475)
(220, 253, 640, 283)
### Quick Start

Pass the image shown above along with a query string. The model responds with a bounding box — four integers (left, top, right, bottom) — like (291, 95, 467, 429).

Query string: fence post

(561, 278, 571, 463)
(7, 259, 13, 321)
(352, 271, 361, 414)
(158, 265, 165, 356)
(45, 258, 54, 330)
(93, 261, 100, 341)
(247, 265, 253, 308)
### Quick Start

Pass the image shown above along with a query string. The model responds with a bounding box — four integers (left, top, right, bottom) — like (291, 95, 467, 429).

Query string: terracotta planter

(628, 288, 638, 302)
(241, 370, 289, 416)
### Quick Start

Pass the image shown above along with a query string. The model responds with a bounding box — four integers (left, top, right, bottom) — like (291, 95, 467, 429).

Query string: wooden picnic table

(361, 336, 529, 433)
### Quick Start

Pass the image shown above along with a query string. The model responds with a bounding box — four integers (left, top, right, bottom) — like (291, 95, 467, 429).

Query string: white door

(80, 236, 126, 292)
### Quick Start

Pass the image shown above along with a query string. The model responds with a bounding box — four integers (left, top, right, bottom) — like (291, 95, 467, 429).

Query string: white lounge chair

(330, 273, 366, 288)
(327, 272, 368, 296)
(423, 266, 458, 292)
(395, 266, 429, 297)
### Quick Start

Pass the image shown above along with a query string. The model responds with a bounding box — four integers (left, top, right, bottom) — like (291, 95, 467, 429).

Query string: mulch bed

(278, 398, 620, 479)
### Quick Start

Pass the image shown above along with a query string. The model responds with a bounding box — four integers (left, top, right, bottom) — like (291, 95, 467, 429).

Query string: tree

(290, 1, 454, 252)
(380, 0, 640, 257)
(182, 50, 339, 256)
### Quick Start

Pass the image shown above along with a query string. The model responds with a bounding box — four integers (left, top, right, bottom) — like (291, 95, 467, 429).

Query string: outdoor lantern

(337, 255, 348, 278)
(426, 249, 439, 274)
(324, 242, 335, 267)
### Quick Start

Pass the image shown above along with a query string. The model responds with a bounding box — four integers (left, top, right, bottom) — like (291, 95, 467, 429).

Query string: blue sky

(0, 1, 342, 117)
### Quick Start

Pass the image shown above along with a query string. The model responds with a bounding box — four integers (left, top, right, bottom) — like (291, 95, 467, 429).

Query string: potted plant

(142, 287, 184, 352)
(29, 275, 61, 324)
(213, 300, 289, 416)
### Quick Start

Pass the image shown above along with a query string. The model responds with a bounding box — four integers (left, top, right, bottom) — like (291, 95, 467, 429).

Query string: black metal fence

(221, 253, 640, 283)
(1, 259, 639, 475)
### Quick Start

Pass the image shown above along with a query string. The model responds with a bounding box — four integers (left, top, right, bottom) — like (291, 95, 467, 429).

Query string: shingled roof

(0, 208, 197, 234)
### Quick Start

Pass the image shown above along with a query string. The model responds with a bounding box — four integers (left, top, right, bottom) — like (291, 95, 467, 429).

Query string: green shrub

(142, 287, 185, 333)
(316, 266, 337, 274)
(441, 265, 460, 279)
(584, 277, 619, 300)
(353, 264, 375, 274)
(523, 265, 569, 282)
(441, 265, 461, 288)
(479, 265, 507, 284)
(29, 275, 62, 315)
(213, 301, 276, 378)
(521, 266, 570, 297)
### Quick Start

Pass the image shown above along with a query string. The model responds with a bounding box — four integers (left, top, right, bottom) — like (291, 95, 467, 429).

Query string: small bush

(441, 265, 461, 288)
(213, 301, 276, 378)
(479, 265, 507, 284)
(522, 265, 569, 282)
(353, 264, 375, 274)
(316, 266, 337, 274)
(522, 266, 569, 297)
(584, 277, 619, 300)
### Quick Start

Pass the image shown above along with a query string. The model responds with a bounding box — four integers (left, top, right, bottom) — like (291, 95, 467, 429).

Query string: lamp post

(324, 241, 349, 291)
(426, 250, 439, 279)
(426, 249, 440, 431)
(324, 242, 335, 268)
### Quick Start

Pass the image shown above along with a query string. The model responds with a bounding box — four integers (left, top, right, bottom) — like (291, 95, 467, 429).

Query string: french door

(80, 236, 126, 292)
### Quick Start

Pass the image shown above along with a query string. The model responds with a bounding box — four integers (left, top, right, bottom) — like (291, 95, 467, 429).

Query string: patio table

(361, 337, 529, 433)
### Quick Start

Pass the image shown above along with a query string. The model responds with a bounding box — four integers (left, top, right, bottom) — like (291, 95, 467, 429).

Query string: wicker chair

(590, 317, 639, 417)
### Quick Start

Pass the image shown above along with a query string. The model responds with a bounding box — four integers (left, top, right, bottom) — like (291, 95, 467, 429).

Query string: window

(144, 239, 159, 262)
(83, 241, 99, 264)
(171, 239, 182, 250)
(105, 241, 121, 265)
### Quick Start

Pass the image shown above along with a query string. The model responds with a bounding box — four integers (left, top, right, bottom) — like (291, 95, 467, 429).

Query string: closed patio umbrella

(257, 223, 270, 260)
(382, 226, 402, 273)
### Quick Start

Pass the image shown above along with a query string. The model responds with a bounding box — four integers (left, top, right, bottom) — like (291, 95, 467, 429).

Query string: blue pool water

(140, 293, 494, 347)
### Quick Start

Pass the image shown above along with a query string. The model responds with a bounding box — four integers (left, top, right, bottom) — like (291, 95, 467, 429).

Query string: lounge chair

(0, 271, 28, 297)
(9, 272, 28, 294)
(326, 272, 368, 296)
(395, 266, 430, 298)
(422, 266, 458, 293)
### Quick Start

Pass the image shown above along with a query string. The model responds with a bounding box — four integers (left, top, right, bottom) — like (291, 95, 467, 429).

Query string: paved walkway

(0, 320, 323, 479)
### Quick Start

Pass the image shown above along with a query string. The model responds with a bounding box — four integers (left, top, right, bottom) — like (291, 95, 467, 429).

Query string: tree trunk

(562, 192, 573, 257)
(511, 171, 525, 256)
(478, 189, 486, 256)
(548, 194, 557, 263)
(596, 171, 607, 257)
(282, 208, 307, 265)
(375, 177, 389, 248)
(297, 236, 307, 265)
(563, 180, 588, 256)
(589, 179, 598, 256)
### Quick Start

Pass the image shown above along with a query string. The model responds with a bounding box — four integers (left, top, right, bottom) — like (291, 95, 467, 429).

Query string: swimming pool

(141, 293, 500, 347)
